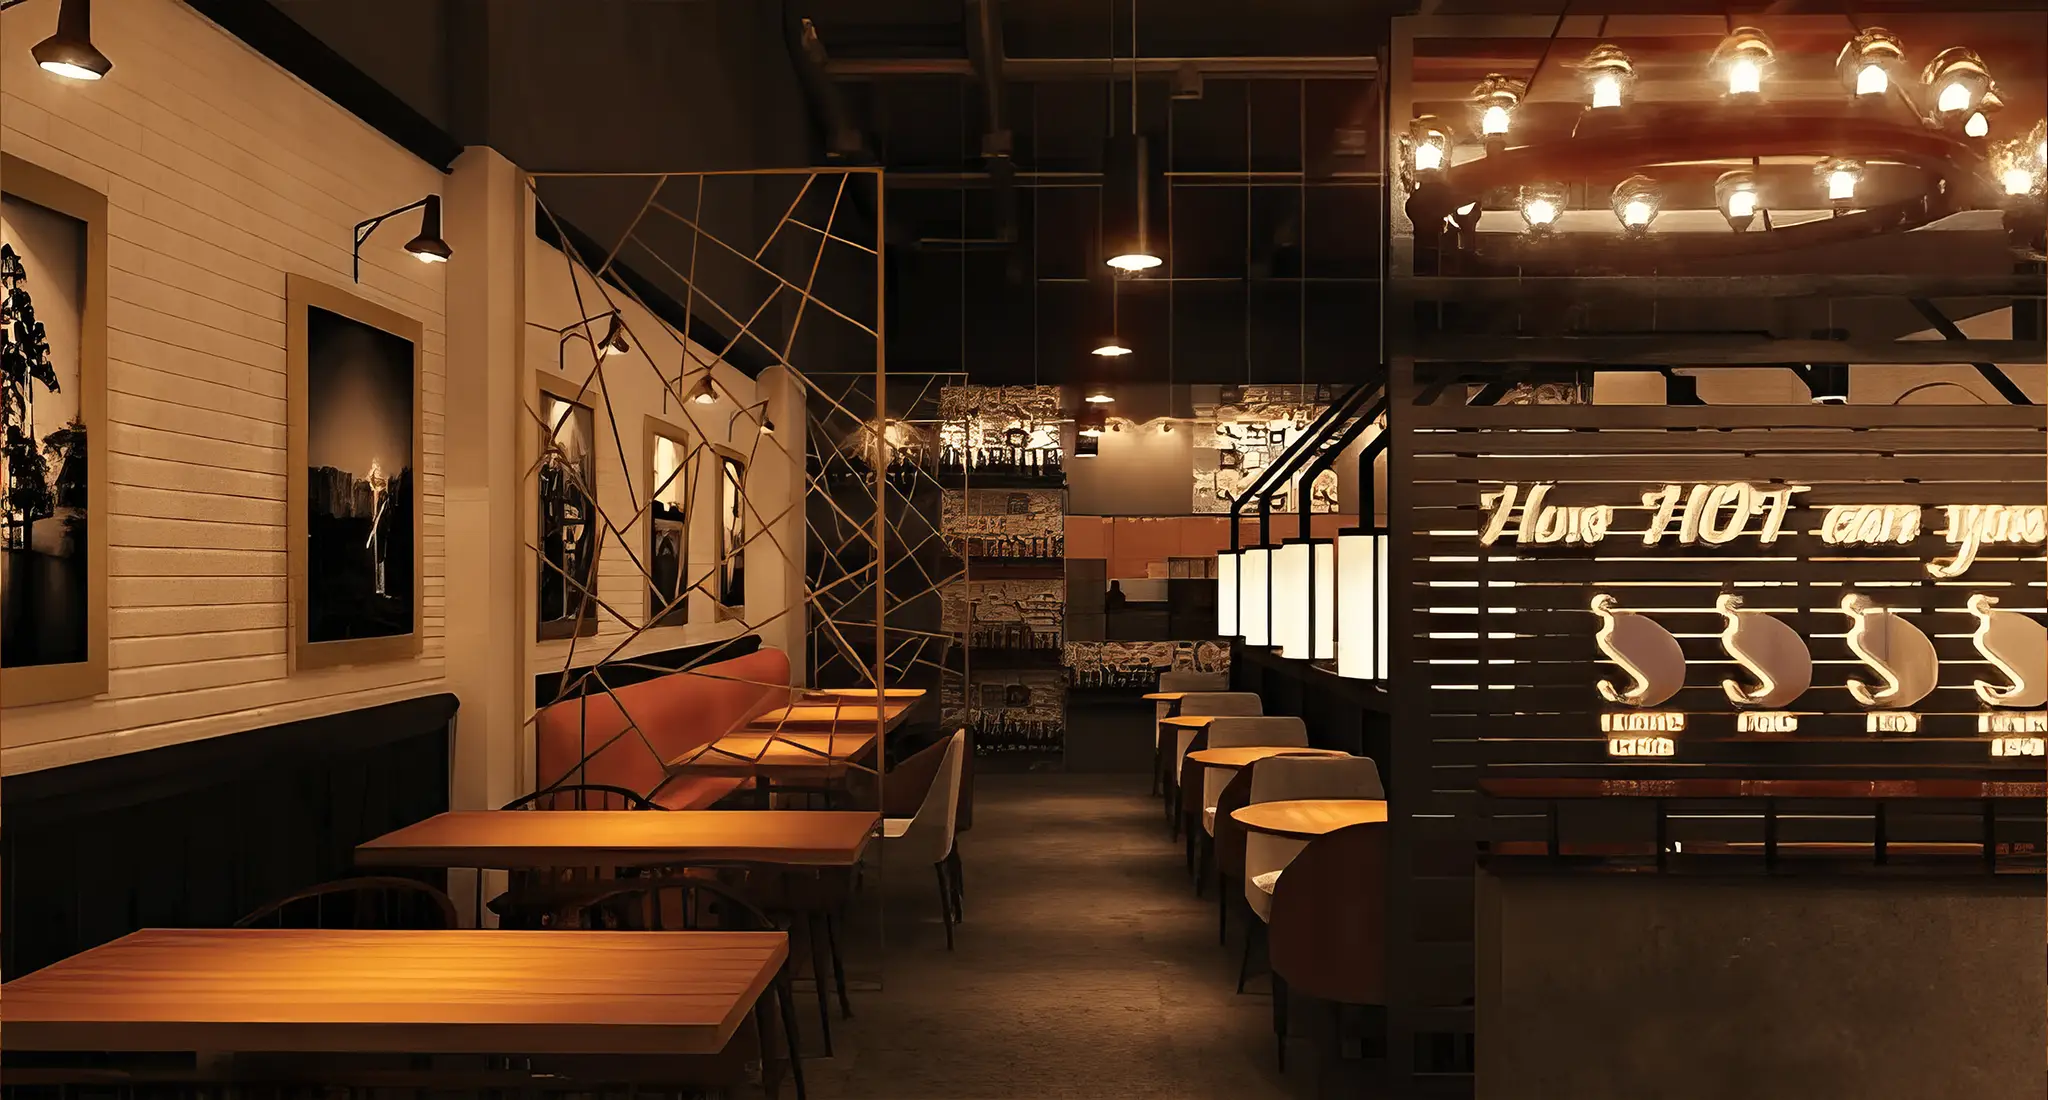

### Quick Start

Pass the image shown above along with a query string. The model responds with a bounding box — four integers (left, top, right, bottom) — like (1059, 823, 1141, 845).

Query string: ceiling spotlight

(1712, 27, 1776, 99)
(353, 194, 451, 282)
(1924, 47, 1992, 123)
(1470, 74, 1526, 145)
(1092, 334, 1132, 357)
(1815, 157, 1864, 213)
(1103, 134, 1162, 272)
(1084, 386, 1114, 404)
(1838, 28, 1905, 99)
(33, 0, 112, 81)
(1714, 169, 1761, 232)
(1582, 44, 1634, 111)
(1610, 175, 1661, 236)
(688, 375, 718, 405)
(1518, 183, 1566, 234)
(1404, 116, 1450, 182)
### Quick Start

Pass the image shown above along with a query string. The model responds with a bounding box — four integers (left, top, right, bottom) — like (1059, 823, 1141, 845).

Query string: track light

(33, 0, 111, 81)
(1715, 169, 1761, 232)
(1582, 44, 1634, 111)
(1838, 28, 1904, 99)
(353, 195, 451, 281)
(1610, 175, 1661, 236)
(1815, 158, 1863, 213)
(1712, 27, 1775, 99)
(1470, 74, 1525, 145)
(1103, 135, 1162, 272)
(1092, 334, 1132, 357)
(688, 375, 718, 405)
(1518, 183, 1566, 234)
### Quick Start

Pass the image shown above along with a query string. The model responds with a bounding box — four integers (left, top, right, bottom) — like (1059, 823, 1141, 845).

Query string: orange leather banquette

(534, 647, 792, 809)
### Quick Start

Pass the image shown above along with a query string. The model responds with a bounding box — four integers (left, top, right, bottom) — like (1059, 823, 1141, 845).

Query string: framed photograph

(286, 275, 424, 672)
(714, 446, 746, 619)
(536, 372, 600, 640)
(644, 415, 691, 629)
(1, 155, 108, 707)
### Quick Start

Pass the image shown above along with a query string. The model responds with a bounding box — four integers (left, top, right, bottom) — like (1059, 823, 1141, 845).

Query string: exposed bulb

(1621, 200, 1653, 227)
(1856, 64, 1888, 96)
(1107, 252, 1163, 272)
(1938, 81, 1973, 114)
(414, 251, 447, 264)
(1590, 74, 1622, 110)
(1523, 198, 1559, 227)
(1827, 170, 1857, 201)
(2002, 167, 2035, 196)
(1728, 58, 1762, 96)
(1964, 111, 1989, 138)
(1725, 189, 1758, 218)
(1481, 104, 1510, 136)
(1413, 142, 1444, 172)
(40, 61, 102, 81)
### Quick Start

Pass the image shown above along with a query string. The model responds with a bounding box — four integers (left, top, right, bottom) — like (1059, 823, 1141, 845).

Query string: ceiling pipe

(787, 15, 871, 160)
(964, 0, 1018, 242)
(826, 55, 1379, 80)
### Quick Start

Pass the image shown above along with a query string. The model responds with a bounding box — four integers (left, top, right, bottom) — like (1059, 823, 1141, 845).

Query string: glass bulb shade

(1272, 542, 1312, 660)
(1469, 74, 1525, 139)
(1239, 547, 1272, 647)
(1728, 58, 1762, 95)
(1217, 551, 1240, 636)
(1480, 105, 1510, 136)
(1610, 175, 1661, 231)
(1923, 47, 1989, 116)
(1838, 28, 1905, 96)
(1519, 184, 1566, 230)
(1713, 27, 1775, 97)
(1964, 111, 1990, 138)
(1336, 532, 1389, 681)
(1621, 200, 1653, 227)
(1582, 44, 1633, 110)
(1855, 64, 1888, 96)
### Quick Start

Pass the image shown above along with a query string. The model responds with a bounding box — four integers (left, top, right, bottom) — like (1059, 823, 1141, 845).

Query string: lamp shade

(1274, 539, 1336, 661)
(1239, 546, 1273, 647)
(1337, 531, 1389, 680)
(1217, 550, 1240, 636)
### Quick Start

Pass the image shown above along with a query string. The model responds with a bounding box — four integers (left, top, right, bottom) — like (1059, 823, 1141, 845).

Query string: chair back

(892, 730, 965, 863)
(1200, 717, 1308, 811)
(1156, 671, 1229, 723)
(1213, 765, 1259, 880)
(501, 783, 656, 811)
(1170, 692, 1263, 776)
(1269, 822, 1387, 1005)
(1244, 755, 1383, 912)
(235, 876, 457, 930)
(572, 874, 778, 933)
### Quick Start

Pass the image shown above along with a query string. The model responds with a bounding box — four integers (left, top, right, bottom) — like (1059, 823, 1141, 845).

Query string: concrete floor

(801, 773, 1354, 1100)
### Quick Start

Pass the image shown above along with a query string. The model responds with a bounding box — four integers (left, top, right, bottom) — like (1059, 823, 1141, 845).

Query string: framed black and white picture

(1, 155, 108, 707)
(645, 415, 691, 629)
(715, 447, 746, 619)
(286, 275, 424, 672)
(537, 373, 600, 640)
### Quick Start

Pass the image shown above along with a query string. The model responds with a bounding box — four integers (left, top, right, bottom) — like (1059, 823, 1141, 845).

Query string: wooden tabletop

(1159, 714, 1221, 729)
(1232, 798, 1388, 840)
(358, 810, 879, 869)
(1142, 691, 1190, 701)
(740, 703, 911, 734)
(794, 686, 926, 703)
(1479, 777, 2048, 800)
(667, 732, 879, 778)
(0, 928, 786, 1055)
(1187, 746, 1348, 771)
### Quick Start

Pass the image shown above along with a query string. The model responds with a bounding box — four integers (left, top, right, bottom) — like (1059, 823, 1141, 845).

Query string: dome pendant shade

(34, 0, 111, 81)
(403, 195, 453, 263)
(1092, 334, 1133, 357)
(1102, 135, 1162, 272)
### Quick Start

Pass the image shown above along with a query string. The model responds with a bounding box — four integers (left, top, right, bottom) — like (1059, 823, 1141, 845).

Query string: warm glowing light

(688, 377, 718, 405)
(1217, 551, 1240, 636)
(1470, 74, 1525, 140)
(1621, 200, 1652, 227)
(1839, 29, 1905, 98)
(1107, 252, 1163, 272)
(1522, 198, 1558, 228)
(1414, 142, 1444, 171)
(1590, 74, 1621, 110)
(1964, 111, 1990, 138)
(1726, 189, 1757, 218)
(1827, 170, 1856, 200)
(1480, 105, 1510, 136)
(1240, 547, 1272, 647)
(1336, 531, 1389, 680)
(2003, 167, 2036, 196)
(1079, 424, 1103, 438)
(1855, 64, 1887, 96)
(1728, 58, 1762, 96)
(1938, 80, 1973, 114)
(1085, 390, 1115, 404)
(40, 60, 100, 80)
(1092, 337, 1133, 357)
(1817, 158, 1865, 207)
(1611, 175, 1660, 234)
(414, 251, 447, 263)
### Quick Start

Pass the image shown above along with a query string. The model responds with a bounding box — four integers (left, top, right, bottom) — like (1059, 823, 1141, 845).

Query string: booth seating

(1165, 692, 1264, 828)
(1190, 717, 1311, 889)
(534, 648, 794, 809)
(1268, 822, 1388, 1072)
(1151, 672, 1230, 796)
(1239, 756, 1384, 992)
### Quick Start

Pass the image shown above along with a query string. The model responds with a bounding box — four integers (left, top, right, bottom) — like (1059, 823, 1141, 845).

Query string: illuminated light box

(1240, 546, 1273, 647)
(1337, 530, 1389, 680)
(1216, 550, 1240, 636)
(1273, 538, 1335, 661)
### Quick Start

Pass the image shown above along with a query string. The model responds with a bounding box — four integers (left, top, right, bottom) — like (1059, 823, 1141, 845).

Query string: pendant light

(687, 374, 719, 405)
(1102, 1, 1161, 272)
(1518, 182, 1567, 235)
(1715, 169, 1761, 232)
(1837, 28, 1905, 100)
(1084, 385, 1115, 405)
(1712, 28, 1775, 99)
(1239, 544, 1273, 647)
(1273, 536, 1335, 661)
(1924, 47, 1992, 124)
(1610, 175, 1661, 236)
(33, 0, 112, 82)
(1582, 44, 1634, 111)
(1216, 549, 1240, 635)
(1335, 528, 1388, 680)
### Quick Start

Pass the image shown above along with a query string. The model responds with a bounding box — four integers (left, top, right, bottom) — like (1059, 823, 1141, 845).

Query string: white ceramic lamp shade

(1216, 550, 1240, 636)
(1273, 539, 1335, 661)
(1337, 531, 1389, 680)
(1240, 547, 1273, 647)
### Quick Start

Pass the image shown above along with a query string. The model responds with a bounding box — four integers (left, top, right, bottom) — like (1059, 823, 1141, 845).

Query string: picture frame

(0, 155, 108, 707)
(643, 414, 691, 629)
(712, 444, 747, 621)
(285, 274, 425, 672)
(535, 371, 601, 640)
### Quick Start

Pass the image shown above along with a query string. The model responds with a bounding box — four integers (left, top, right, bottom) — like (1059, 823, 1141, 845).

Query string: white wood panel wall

(0, 0, 448, 773)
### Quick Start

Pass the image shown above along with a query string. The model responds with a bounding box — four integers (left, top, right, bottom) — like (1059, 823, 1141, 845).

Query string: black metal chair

(234, 876, 457, 930)
(500, 783, 657, 811)
(492, 783, 659, 928)
(573, 875, 809, 1100)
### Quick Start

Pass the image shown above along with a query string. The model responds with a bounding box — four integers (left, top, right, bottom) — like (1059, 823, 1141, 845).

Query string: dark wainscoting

(2, 693, 457, 978)
(533, 634, 763, 709)
(1232, 645, 1393, 769)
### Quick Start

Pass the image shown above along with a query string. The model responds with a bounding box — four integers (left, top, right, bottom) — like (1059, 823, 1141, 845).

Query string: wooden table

(1232, 798, 1388, 840)
(740, 703, 911, 735)
(1142, 691, 1192, 702)
(667, 732, 879, 780)
(0, 928, 786, 1055)
(358, 810, 879, 870)
(794, 687, 926, 703)
(1159, 714, 1220, 731)
(1187, 746, 1347, 772)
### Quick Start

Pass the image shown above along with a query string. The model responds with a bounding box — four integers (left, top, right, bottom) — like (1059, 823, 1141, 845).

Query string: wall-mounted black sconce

(526, 311, 629, 372)
(1, 0, 113, 81)
(686, 373, 719, 405)
(352, 194, 450, 281)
